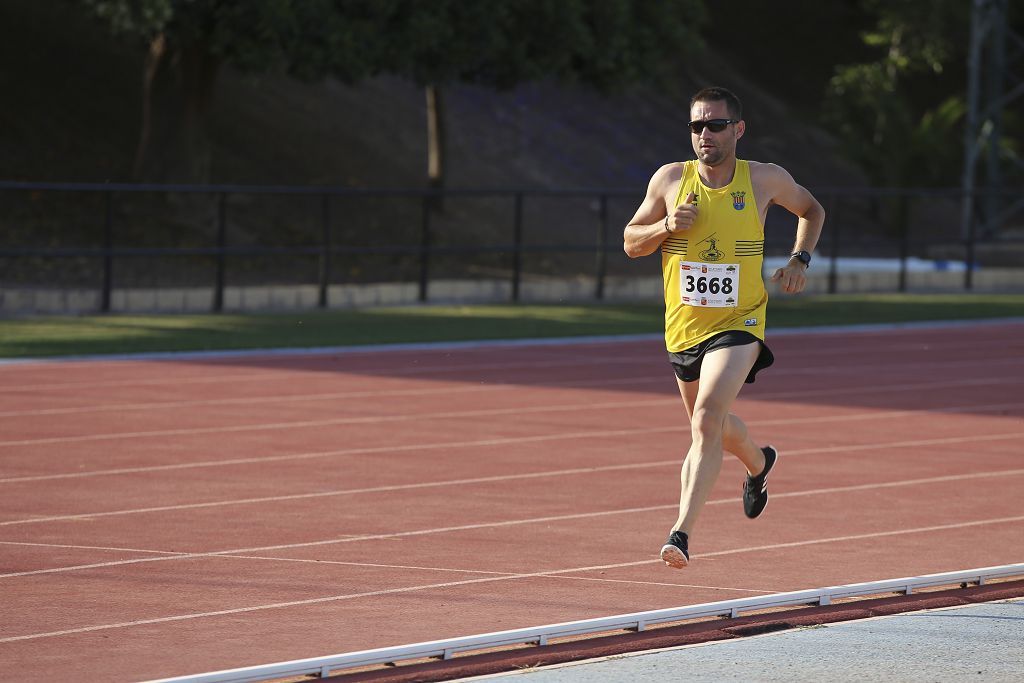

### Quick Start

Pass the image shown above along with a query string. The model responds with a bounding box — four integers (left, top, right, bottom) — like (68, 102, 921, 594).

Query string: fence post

(512, 192, 523, 302)
(965, 192, 976, 290)
(419, 194, 431, 303)
(827, 195, 840, 295)
(595, 193, 609, 300)
(898, 195, 910, 292)
(101, 191, 113, 312)
(214, 192, 226, 312)
(319, 194, 331, 308)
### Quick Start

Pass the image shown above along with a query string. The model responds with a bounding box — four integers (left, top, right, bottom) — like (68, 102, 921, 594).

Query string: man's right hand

(666, 192, 698, 233)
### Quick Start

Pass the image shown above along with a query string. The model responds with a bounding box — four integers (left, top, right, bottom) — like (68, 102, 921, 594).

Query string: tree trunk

(139, 39, 221, 183)
(425, 83, 445, 211)
(133, 32, 166, 180)
(177, 41, 220, 183)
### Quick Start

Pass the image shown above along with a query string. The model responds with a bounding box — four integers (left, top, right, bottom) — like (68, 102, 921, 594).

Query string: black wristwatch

(790, 250, 811, 268)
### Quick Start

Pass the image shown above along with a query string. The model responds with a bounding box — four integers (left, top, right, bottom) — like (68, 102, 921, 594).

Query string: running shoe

(743, 445, 778, 519)
(660, 530, 689, 568)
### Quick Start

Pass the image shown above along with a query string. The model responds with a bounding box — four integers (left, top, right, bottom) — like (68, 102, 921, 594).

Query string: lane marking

(3, 466, 1022, 578)
(0, 355, 657, 393)
(1, 411, 1020, 490)
(0, 372, 1017, 419)
(211, 554, 775, 594)
(1, 334, 1019, 395)
(2, 514, 1022, 644)
(4, 427, 1024, 528)
(0, 374, 666, 419)
(0, 397, 676, 448)
(2, 318, 1020, 376)
(1, 381, 1020, 449)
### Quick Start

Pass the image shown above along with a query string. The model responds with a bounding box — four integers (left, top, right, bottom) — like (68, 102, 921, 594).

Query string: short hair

(690, 87, 743, 120)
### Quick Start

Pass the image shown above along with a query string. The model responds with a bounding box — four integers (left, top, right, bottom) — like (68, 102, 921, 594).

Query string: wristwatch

(790, 250, 811, 268)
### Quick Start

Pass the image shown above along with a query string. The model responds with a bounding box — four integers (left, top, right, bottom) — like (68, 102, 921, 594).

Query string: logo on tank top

(698, 234, 725, 262)
(731, 191, 746, 210)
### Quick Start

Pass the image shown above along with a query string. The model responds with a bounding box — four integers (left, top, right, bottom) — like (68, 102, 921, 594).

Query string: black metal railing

(0, 181, 1020, 313)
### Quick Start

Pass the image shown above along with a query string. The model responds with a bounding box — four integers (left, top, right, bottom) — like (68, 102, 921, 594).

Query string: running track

(1, 322, 1022, 681)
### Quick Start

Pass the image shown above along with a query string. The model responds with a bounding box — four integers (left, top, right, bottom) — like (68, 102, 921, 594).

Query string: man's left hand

(770, 260, 807, 294)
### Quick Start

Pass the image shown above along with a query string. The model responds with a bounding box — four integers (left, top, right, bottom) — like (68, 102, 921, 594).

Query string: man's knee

(691, 406, 727, 442)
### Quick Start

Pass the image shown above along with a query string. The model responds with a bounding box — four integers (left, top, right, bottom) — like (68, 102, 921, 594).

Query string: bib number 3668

(679, 261, 739, 307)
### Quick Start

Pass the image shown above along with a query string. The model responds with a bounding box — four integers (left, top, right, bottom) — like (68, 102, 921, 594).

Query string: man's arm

(623, 164, 690, 258)
(759, 164, 825, 294)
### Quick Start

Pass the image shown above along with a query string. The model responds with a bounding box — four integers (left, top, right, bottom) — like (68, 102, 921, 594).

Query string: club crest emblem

(697, 234, 724, 262)
(731, 191, 746, 210)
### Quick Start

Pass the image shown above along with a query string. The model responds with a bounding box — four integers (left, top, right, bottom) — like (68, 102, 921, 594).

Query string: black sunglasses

(688, 118, 739, 134)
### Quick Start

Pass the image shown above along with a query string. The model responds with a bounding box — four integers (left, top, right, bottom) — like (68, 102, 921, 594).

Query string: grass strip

(1, 294, 1022, 359)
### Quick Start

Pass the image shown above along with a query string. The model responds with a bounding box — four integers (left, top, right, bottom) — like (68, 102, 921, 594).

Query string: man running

(623, 86, 825, 568)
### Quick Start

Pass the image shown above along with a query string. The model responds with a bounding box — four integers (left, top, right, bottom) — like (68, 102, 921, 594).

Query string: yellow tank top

(662, 159, 767, 352)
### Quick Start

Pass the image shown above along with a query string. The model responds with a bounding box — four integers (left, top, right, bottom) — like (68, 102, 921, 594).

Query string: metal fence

(0, 181, 1021, 313)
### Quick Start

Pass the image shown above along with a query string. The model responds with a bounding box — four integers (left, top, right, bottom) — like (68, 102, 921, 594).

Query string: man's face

(689, 99, 744, 167)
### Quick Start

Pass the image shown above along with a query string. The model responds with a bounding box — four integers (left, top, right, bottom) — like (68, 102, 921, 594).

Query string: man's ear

(735, 120, 746, 140)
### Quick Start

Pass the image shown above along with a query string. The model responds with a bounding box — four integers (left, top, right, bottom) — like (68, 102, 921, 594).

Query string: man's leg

(679, 379, 766, 478)
(671, 342, 761, 536)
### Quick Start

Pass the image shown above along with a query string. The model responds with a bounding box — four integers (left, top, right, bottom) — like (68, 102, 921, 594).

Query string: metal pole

(101, 191, 113, 312)
(898, 195, 909, 293)
(827, 196, 840, 295)
(214, 192, 226, 312)
(984, 0, 1007, 238)
(509, 192, 524, 301)
(419, 195, 431, 303)
(318, 194, 331, 308)
(595, 193, 609, 300)
(965, 201, 977, 290)
(960, 0, 985, 241)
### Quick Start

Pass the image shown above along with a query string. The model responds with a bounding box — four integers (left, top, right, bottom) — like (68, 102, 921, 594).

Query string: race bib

(679, 261, 739, 307)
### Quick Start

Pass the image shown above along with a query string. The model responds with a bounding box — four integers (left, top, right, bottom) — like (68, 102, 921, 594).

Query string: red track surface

(1, 322, 1022, 682)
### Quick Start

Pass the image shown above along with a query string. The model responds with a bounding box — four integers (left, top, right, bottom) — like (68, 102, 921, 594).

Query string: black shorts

(668, 330, 775, 384)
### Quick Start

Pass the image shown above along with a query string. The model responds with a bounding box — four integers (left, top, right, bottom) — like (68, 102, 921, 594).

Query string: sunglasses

(688, 118, 739, 134)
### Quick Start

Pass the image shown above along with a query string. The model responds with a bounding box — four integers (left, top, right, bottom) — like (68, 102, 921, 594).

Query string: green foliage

(82, 0, 172, 35)
(379, 0, 705, 90)
(83, 0, 705, 92)
(824, 0, 968, 186)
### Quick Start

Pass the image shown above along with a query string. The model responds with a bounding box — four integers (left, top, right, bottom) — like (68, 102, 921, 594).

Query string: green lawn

(1, 293, 1022, 359)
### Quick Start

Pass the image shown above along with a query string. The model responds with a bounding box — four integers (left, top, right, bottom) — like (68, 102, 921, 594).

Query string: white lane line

(2, 318, 1020, 375)
(0, 541, 185, 555)
(4, 421, 1019, 528)
(0, 542, 771, 595)
(542, 575, 775, 593)
(1, 374, 1020, 449)
(1, 372, 1016, 420)
(0, 460, 680, 526)
(698, 515, 1024, 559)
(0, 384, 512, 418)
(0, 355, 655, 393)
(0, 374, 667, 418)
(0, 426, 685, 484)
(2, 514, 1021, 644)
(1, 402, 1020, 489)
(3, 466, 1022, 578)
(1, 332, 1019, 395)
(214, 555, 773, 594)
(0, 397, 674, 448)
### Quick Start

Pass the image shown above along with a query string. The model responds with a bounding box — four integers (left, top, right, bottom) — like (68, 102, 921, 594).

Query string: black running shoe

(660, 530, 689, 568)
(743, 445, 778, 519)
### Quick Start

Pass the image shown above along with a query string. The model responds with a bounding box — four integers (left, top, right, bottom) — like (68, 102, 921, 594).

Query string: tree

(84, 0, 379, 181)
(84, 1, 705, 186)
(824, 0, 968, 189)
(379, 0, 706, 201)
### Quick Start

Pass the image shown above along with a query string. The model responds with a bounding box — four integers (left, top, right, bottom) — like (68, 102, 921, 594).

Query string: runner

(623, 86, 825, 568)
